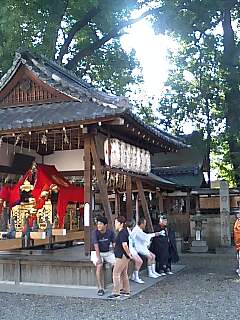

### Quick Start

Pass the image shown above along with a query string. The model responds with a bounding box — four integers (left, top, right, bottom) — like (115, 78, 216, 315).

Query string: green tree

(151, 0, 240, 185)
(0, 0, 151, 95)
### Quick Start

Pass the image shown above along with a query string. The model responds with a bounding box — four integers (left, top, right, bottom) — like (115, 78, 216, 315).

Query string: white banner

(104, 138, 151, 174)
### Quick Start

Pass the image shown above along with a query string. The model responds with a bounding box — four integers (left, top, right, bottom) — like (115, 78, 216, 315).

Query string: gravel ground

(0, 253, 239, 320)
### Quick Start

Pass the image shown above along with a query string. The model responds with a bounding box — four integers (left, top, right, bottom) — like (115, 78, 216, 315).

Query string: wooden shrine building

(0, 49, 187, 256)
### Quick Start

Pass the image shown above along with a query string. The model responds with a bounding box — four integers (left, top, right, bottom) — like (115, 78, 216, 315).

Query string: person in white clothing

(131, 217, 160, 278)
(126, 219, 145, 284)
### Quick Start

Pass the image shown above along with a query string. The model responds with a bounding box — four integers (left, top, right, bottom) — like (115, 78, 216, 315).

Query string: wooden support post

(84, 135, 92, 255)
(135, 194, 139, 223)
(126, 176, 132, 219)
(90, 136, 113, 229)
(136, 178, 153, 232)
(186, 190, 190, 214)
(156, 190, 164, 213)
(115, 191, 120, 217)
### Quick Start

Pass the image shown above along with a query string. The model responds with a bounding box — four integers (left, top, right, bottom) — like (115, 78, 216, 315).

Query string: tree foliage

(0, 0, 147, 95)
(151, 0, 240, 185)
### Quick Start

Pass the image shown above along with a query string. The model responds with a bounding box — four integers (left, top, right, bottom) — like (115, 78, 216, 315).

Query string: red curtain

(57, 186, 84, 227)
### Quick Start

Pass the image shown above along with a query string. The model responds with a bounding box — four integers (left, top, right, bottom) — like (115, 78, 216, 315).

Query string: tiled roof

(0, 49, 188, 149)
(0, 101, 125, 131)
(152, 165, 205, 188)
(0, 49, 129, 109)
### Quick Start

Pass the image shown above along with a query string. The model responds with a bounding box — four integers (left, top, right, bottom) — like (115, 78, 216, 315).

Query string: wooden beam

(126, 176, 132, 219)
(84, 135, 92, 255)
(106, 118, 125, 125)
(136, 178, 153, 232)
(90, 136, 113, 229)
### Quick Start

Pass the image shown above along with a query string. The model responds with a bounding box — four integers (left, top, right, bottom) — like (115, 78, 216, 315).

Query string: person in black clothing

(108, 216, 132, 299)
(150, 214, 179, 275)
(91, 216, 115, 296)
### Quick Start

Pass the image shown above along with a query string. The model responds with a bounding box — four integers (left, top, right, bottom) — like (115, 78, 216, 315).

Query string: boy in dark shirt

(91, 216, 115, 295)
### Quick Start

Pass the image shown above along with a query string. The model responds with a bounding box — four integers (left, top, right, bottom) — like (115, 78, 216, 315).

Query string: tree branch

(41, 0, 69, 59)
(56, 6, 99, 63)
(65, 7, 160, 70)
(52, 0, 69, 58)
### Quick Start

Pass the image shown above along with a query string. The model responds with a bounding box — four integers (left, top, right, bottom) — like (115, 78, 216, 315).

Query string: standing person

(131, 217, 160, 278)
(108, 216, 132, 299)
(126, 219, 144, 284)
(150, 214, 179, 275)
(91, 216, 115, 296)
(233, 212, 240, 277)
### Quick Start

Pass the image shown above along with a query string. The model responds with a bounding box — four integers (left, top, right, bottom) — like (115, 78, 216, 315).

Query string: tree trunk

(222, 7, 240, 186)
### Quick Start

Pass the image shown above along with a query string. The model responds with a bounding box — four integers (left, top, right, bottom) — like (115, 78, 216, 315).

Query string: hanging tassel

(53, 132, 56, 151)
(20, 137, 23, 153)
(63, 130, 69, 144)
(28, 132, 31, 151)
(6, 137, 9, 155)
(69, 129, 72, 150)
(14, 135, 20, 154)
(37, 133, 40, 152)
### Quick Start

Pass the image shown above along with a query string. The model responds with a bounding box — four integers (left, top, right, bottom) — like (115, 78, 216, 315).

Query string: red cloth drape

(32, 164, 70, 199)
(32, 164, 84, 226)
(8, 164, 84, 227)
(57, 186, 84, 227)
(9, 172, 29, 209)
(0, 185, 11, 201)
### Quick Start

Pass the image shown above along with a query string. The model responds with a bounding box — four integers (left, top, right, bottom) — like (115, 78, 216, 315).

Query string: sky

(121, 18, 176, 96)
(120, 19, 195, 134)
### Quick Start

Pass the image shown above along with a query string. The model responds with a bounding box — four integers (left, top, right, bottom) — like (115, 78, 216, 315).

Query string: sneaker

(130, 274, 136, 281)
(107, 294, 121, 299)
(97, 289, 105, 296)
(166, 271, 174, 275)
(120, 291, 130, 297)
(160, 272, 167, 276)
(153, 271, 161, 277)
(134, 277, 145, 284)
(148, 272, 158, 278)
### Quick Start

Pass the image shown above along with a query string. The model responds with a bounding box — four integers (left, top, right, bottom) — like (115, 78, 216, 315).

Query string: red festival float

(0, 163, 84, 242)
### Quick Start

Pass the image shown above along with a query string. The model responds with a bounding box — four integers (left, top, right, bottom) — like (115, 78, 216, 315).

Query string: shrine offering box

(52, 229, 67, 236)
(30, 231, 46, 240)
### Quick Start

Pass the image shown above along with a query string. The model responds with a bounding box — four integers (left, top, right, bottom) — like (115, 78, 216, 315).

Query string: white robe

(131, 225, 155, 256)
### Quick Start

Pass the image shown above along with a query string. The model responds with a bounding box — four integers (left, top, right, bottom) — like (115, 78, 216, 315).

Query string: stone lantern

(190, 212, 208, 253)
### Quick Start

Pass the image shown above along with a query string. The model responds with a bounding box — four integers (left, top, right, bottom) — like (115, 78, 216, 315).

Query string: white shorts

(136, 248, 151, 257)
(90, 251, 115, 266)
(130, 247, 138, 257)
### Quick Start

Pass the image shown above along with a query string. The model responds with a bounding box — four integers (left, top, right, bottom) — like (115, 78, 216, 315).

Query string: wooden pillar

(186, 190, 191, 214)
(126, 176, 132, 219)
(156, 190, 164, 213)
(136, 178, 153, 232)
(84, 135, 92, 255)
(115, 191, 120, 217)
(90, 136, 113, 229)
(135, 194, 139, 224)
